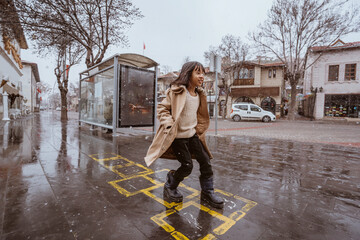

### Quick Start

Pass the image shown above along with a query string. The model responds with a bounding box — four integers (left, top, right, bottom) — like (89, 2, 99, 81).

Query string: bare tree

(204, 34, 249, 118)
(161, 65, 172, 74)
(183, 56, 191, 65)
(48, 92, 61, 109)
(16, 0, 143, 68)
(203, 45, 221, 65)
(15, 0, 141, 120)
(36, 82, 52, 96)
(251, 0, 359, 120)
(53, 38, 85, 120)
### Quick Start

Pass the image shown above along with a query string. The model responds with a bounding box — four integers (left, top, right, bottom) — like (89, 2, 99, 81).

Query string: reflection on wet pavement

(0, 112, 359, 239)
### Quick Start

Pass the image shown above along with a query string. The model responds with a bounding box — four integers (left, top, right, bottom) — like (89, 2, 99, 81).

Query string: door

(249, 105, 263, 120)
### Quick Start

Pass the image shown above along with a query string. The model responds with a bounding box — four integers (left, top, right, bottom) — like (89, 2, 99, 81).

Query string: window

(328, 65, 339, 81)
(249, 69, 254, 78)
(344, 64, 356, 81)
(324, 94, 360, 118)
(268, 69, 272, 78)
(235, 105, 248, 111)
(250, 105, 261, 112)
(234, 71, 238, 79)
(273, 69, 276, 78)
(239, 68, 249, 79)
(243, 68, 249, 78)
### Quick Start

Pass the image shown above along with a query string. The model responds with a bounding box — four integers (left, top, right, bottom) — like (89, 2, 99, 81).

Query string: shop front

(324, 94, 360, 118)
(79, 54, 158, 131)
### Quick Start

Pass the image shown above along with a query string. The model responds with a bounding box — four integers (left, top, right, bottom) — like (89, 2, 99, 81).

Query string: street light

(209, 54, 221, 135)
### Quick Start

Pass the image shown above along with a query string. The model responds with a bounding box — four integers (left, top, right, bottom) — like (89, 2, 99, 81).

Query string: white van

(230, 103, 276, 122)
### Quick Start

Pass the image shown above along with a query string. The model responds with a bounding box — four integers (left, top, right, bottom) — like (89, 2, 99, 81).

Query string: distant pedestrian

(284, 104, 288, 116)
(144, 61, 224, 209)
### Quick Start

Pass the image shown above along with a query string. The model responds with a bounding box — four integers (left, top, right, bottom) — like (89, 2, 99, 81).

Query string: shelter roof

(80, 53, 158, 76)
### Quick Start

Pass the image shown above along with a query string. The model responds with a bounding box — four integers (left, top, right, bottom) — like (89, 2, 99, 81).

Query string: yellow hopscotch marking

(200, 234, 217, 240)
(88, 153, 258, 239)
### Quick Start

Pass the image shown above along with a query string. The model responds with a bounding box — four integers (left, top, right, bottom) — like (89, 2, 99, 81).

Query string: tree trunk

(60, 89, 68, 121)
(288, 83, 297, 121)
(223, 92, 229, 119)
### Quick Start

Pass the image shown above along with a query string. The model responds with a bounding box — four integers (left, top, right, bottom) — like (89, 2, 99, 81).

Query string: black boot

(200, 177, 224, 209)
(164, 170, 183, 203)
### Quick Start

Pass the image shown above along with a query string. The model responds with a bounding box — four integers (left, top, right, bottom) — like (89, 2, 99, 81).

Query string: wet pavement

(0, 112, 359, 239)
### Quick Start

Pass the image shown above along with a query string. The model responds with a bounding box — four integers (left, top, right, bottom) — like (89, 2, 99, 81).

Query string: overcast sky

(21, 0, 360, 86)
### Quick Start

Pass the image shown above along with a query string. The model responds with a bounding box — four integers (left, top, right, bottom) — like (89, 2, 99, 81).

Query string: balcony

(233, 78, 254, 86)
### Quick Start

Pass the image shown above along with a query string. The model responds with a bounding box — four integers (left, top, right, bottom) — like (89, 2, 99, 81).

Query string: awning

(1, 83, 19, 95)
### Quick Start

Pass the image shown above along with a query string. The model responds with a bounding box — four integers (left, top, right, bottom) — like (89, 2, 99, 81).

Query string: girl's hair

(170, 61, 205, 87)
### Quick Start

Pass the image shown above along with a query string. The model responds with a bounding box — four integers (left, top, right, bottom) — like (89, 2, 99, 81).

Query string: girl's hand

(164, 125, 172, 134)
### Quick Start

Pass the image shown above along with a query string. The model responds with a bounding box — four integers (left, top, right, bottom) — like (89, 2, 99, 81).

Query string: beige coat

(144, 85, 213, 167)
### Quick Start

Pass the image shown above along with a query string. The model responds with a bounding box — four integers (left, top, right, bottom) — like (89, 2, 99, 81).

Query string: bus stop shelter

(79, 53, 158, 132)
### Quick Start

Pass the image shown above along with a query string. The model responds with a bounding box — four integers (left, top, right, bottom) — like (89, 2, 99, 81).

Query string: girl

(144, 61, 224, 209)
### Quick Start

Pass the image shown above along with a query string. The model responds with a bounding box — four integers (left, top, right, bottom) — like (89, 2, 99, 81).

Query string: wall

(20, 64, 37, 112)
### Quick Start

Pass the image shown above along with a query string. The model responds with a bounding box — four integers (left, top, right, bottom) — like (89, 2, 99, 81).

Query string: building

(157, 72, 178, 101)
(0, 0, 28, 120)
(303, 39, 360, 119)
(225, 61, 286, 118)
(203, 69, 216, 117)
(21, 61, 41, 113)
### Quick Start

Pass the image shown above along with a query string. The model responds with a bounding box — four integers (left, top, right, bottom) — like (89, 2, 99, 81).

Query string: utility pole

(209, 54, 221, 135)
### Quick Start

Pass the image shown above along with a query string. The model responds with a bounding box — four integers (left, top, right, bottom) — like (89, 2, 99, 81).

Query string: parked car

(56, 107, 61, 111)
(230, 103, 276, 122)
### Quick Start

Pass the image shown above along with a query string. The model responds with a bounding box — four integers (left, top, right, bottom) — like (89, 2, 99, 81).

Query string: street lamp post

(209, 54, 221, 135)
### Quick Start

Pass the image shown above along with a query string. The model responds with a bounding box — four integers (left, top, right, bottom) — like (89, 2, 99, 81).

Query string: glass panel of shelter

(79, 67, 114, 126)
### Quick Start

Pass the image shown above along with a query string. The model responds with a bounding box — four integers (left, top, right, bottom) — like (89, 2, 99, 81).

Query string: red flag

(143, 42, 146, 50)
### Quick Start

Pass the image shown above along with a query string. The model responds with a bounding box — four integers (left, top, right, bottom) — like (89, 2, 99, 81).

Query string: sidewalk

(279, 114, 360, 125)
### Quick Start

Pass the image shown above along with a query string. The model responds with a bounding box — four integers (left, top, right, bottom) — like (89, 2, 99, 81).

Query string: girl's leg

(188, 135, 213, 180)
(189, 135, 224, 209)
(164, 138, 193, 202)
(171, 138, 194, 181)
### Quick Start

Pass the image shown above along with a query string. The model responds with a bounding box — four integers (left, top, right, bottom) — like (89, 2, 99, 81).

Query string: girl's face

(189, 66, 204, 88)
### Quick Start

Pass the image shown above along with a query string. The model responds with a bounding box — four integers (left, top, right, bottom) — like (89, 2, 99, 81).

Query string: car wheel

(262, 116, 271, 122)
(233, 115, 241, 122)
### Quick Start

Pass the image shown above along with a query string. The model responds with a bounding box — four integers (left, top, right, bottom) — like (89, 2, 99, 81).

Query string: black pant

(171, 134, 213, 182)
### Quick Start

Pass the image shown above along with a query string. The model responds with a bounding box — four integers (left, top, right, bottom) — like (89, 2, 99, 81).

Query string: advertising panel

(119, 65, 155, 127)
